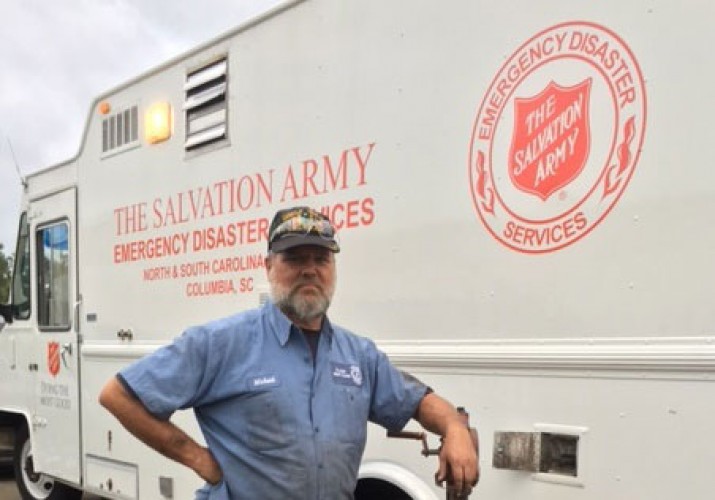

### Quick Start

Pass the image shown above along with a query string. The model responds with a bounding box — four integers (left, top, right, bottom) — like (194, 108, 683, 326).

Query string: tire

(13, 425, 82, 500)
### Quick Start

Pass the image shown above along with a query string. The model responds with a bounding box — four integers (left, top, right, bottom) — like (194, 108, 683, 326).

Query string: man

(100, 206, 479, 499)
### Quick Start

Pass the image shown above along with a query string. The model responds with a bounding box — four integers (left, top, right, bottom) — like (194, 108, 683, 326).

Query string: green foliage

(0, 243, 11, 303)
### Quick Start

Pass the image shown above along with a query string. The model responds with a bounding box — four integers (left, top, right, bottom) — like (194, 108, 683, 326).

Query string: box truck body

(1, 1, 714, 498)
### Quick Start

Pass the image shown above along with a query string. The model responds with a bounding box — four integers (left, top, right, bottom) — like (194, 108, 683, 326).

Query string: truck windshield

(12, 212, 31, 320)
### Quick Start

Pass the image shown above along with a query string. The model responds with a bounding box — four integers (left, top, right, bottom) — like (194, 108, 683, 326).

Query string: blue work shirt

(118, 301, 427, 499)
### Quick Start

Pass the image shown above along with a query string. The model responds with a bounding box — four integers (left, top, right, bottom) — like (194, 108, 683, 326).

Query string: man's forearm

(414, 392, 464, 436)
(414, 391, 480, 491)
(98, 376, 218, 482)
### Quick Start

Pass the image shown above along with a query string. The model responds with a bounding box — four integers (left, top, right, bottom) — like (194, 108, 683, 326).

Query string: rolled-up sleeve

(368, 348, 429, 431)
(118, 326, 213, 420)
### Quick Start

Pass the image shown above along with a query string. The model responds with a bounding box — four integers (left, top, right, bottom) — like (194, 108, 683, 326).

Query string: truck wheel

(13, 426, 82, 500)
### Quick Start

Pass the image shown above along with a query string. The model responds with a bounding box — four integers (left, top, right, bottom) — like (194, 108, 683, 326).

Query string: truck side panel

(2, 1, 713, 499)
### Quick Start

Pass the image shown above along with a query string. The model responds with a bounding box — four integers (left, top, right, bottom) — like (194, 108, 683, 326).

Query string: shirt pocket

(242, 388, 296, 450)
(331, 385, 369, 445)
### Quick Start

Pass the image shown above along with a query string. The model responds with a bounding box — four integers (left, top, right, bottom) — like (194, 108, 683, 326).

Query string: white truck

(1, 0, 714, 498)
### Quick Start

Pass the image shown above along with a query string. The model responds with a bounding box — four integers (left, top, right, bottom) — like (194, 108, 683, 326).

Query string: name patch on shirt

(249, 375, 280, 389)
(331, 363, 363, 387)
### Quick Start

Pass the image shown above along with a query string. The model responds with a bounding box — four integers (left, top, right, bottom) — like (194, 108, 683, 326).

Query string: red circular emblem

(469, 21, 647, 253)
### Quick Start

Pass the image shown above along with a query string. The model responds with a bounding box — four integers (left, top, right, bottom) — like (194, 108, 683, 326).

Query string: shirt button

(314, 426, 320, 433)
(318, 463, 324, 469)
(303, 357, 310, 363)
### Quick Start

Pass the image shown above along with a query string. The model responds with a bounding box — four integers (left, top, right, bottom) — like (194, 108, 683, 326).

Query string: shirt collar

(265, 300, 334, 347)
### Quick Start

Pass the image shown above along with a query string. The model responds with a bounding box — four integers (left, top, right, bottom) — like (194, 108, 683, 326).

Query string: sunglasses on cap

(268, 207, 340, 253)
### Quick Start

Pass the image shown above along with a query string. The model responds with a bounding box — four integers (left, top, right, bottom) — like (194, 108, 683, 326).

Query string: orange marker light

(98, 101, 111, 115)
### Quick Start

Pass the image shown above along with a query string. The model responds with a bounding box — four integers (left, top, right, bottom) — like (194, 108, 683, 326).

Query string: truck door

(29, 187, 81, 485)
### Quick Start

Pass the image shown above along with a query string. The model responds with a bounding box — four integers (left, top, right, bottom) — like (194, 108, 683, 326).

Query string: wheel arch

(0, 409, 31, 446)
(0, 410, 29, 428)
(357, 460, 439, 500)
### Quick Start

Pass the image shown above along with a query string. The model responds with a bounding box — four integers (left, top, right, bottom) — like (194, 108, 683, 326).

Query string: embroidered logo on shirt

(332, 363, 362, 387)
(250, 375, 280, 389)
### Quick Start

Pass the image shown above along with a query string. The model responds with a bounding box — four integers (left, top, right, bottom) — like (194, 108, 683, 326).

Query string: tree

(0, 243, 12, 303)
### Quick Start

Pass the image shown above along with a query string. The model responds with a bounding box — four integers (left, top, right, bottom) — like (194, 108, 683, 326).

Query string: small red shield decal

(509, 79, 592, 200)
(47, 342, 60, 377)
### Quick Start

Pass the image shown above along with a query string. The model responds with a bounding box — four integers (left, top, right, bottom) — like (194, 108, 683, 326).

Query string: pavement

(0, 467, 103, 500)
(0, 466, 21, 499)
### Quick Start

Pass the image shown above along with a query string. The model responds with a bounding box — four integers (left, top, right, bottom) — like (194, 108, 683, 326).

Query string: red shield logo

(47, 342, 60, 377)
(509, 79, 592, 200)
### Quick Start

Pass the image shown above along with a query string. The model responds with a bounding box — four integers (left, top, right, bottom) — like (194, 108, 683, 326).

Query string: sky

(0, 0, 280, 255)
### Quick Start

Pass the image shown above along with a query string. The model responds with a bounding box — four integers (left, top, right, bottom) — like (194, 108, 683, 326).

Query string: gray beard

(270, 282, 333, 323)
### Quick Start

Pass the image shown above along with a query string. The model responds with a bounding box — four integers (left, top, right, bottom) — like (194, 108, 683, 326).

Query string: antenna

(5, 137, 28, 189)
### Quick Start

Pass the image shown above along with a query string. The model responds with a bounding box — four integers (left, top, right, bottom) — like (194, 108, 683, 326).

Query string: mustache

(291, 279, 324, 293)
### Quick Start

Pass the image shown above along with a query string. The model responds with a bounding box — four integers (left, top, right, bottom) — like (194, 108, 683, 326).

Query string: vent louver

(184, 57, 228, 151)
(102, 105, 138, 154)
